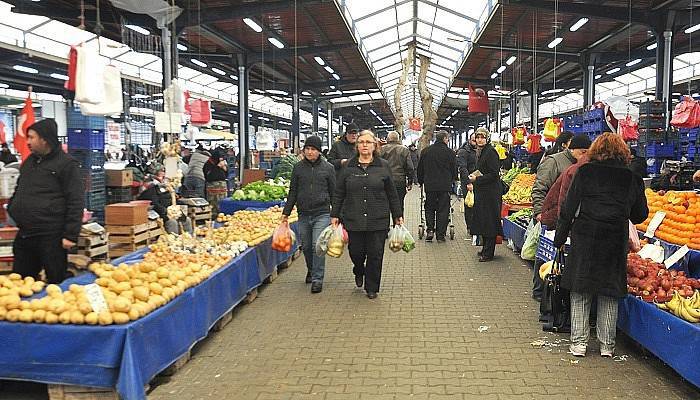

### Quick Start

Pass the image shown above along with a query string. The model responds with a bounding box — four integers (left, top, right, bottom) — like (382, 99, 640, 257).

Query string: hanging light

(50, 73, 69, 80)
(268, 38, 285, 49)
(625, 59, 642, 67)
(606, 67, 621, 75)
(177, 43, 187, 51)
(490, 73, 498, 79)
(124, 25, 150, 35)
(646, 43, 657, 50)
(569, 18, 589, 32)
(332, 73, 340, 80)
(211, 67, 226, 75)
(506, 56, 517, 65)
(13, 65, 38, 74)
(685, 23, 700, 34)
(243, 18, 263, 33)
(314, 56, 325, 66)
(547, 37, 563, 48)
(594, 74, 602, 79)
(497, 65, 506, 73)
(191, 59, 207, 68)
(324, 66, 334, 74)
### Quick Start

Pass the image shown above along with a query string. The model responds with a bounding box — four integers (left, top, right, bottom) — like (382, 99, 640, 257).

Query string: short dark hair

(435, 130, 449, 143)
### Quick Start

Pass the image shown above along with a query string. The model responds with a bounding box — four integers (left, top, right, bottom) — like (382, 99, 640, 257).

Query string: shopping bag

(315, 225, 334, 256)
(671, 96, 700, 128)
(325, 223, 347, 258)
(464, 191, 474, 208)
(164, 79, 186, 113)
(75, 46, 106, 105)
(189, 98, 212, 125)
(540, 249, 570, 333)
(511, 127, 525, 145)
(618, 115, 639, 141)
(526, 134, 542, 154)
(80, 65, 123, 116)
(271, 222, 296, 252)
(388, 225, 403, 253)
(65, 46, 78, 92)
(543, 118, 561, 142)
(399, 225, 416, 253)
(520, 220, 540, 261)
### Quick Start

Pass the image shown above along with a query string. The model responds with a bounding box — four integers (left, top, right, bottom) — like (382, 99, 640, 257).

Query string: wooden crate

(109, 240, 148, 258)
(187, 205, 212, 225)
(77, 233, 109, 260)
(47, 384, 118, 400)
(105, 203, 148, 226)
(107, 221, 158, 257)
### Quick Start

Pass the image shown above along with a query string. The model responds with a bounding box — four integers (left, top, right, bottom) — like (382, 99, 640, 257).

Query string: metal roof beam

(477, 44, 580, 63)
(356, 0, 413, 23)
(417, 0, 479, 24)
(248, 43, 357, 63)
(506, 0, 650, 26)
(364, 18, 413, 40)
(176, 0, 325, 28)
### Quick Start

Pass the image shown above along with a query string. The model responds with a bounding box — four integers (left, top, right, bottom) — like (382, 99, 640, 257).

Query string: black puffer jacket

(8, 149, 84, 242)
(332, 157, 402, 232)
(283, 157, 335, 217)
(379, 141, 414, 186)
(456, 142, 477, 196)
(327, 136, 356, 172)
(417, 141, 457, 192)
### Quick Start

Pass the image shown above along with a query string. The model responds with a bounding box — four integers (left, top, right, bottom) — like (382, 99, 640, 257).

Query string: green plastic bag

(520, 220, 541, 261)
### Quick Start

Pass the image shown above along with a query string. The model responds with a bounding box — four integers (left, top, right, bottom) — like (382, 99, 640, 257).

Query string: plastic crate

(536, 225, 570, 262)
(106, 186, 132, 204)
(585, 108, 605, 121)
(638, 116, 666, 130)
(67, 105, 107, 131)
(85, 190, 106, 211)
(67, 128, 105, 150)
(638, 100, 666, 115)
(583, 119, 607, 133)
(643, 142, 676, 158)
(638, 129, 668, 143)
(80, 170, 105, 192)
(679, 128, 700, 143)
(69, 149, 105, 170)
(647, 163, 662, 174)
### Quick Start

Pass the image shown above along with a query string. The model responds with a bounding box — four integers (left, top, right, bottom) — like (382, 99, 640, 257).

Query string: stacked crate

(636, 100, 672, 175)
(67, 105, 107, 223)
(106, 170, 134, 204)
(678, 128, 700, 162)
(582, 108, 607, 141)
(563, 115, 584, 135)
(105, 203, 152, 258)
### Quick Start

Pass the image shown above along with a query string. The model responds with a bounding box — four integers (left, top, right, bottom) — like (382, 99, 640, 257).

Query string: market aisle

(148, 189, 700, 400)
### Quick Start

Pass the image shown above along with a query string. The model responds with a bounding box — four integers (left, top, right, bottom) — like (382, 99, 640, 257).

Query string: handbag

(540, 249, 571, 333)
(670, 96, 700, 128)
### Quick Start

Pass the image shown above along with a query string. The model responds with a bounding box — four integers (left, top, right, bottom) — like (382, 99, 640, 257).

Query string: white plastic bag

(315, 225, 334, 256)
(75, 46, 105, 105)
(80, 65, 123, 116)
(164, 79, 185, 113)
(388, 226, 403, 253)
(520, 220, 540, 261)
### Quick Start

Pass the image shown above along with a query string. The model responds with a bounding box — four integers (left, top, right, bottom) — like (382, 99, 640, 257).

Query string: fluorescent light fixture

(243, 18, 263, 33)
(314, 56, 325, 66)
(50, 73, 69, 80)
(625, 58, 642, 67)
(324, 65, 334, 74)
(230, 74, 238, 80)
(547, 37, 563, 48)
(332, 73, 340, 80)
(13, 65, 38, 74)
(490, 72, 498, 79)
(647, 43, 657, 50)
(569, 17, 589, 32)
(268, 37, 285, 49)
(519, 91, 528, 95)
(594, 74, 602, 79)
(0, 83, 8, 88)
(606, 67, 621, 75)
(685, 23, 700, 34)
(190, 58, 207, 68)
(494, 85, 501, 89)
(177, 43, 187, 51)
(131, 94, 149, 99)
(356, 106, 361, 110)
(124, 25, 150, 35)
(451, 109, 459, 116)
(301, 91, 311, 96)
(329, 85, 336, 89)
(211, 67, 226, 75)
(506, 56, 517, 65)
(267, 89, 288, 95)
(497, 65, 506, 74)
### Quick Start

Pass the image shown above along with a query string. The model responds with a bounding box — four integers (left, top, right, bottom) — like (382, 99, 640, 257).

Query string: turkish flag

(468, 84, 489, 114)
(0, 121, 6, 144)
(408, 117, 421, 131)
(14, 96, 34, 162)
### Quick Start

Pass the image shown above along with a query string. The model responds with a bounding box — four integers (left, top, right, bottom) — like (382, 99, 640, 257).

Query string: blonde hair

(356, 130, 381, 158)
(475, 127, 490, 139)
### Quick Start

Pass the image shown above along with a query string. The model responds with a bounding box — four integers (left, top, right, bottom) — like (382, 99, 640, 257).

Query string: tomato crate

(67, 128, 105, 150)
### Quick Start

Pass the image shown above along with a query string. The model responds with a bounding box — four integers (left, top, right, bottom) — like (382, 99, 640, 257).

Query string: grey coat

(379, 142, 414, 186)
(531, 149, 576, 217)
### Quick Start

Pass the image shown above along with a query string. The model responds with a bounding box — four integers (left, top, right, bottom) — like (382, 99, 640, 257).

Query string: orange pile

(636, 189, 700, 249)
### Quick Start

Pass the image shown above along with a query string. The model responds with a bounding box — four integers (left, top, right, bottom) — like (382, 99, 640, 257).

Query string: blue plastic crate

(679, 128, 700, 142)
(536, 225, 570, 262)
(67, 128, 105, 150)
(643, 142, 676, 157)
(80, 170, 105, 192)
(85, 190, 106, 211)
(69, 149, 105, 170)
(67, 106, 107, 131)
(585, 108, 605, 121)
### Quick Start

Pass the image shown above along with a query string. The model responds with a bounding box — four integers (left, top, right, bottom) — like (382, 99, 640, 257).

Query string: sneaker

(600, 346, 614, 358)
(305, 270, 312, 284)
(426, 230, 434, 242)
(355, 275, 364, 288)
(569, 343, 587, 357)
(436, 237, 446, 243)
(311, 282, 323, 294)
(367, 291, 378, 299)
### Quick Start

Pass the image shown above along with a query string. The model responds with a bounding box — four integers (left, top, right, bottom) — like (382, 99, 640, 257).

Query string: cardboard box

(106, 170, 133, 187)
(105, 203, 148, 226)
(242, 169, 265, 186)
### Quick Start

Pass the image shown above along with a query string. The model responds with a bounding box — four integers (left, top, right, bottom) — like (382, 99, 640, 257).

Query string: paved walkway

(147, 189, 699, 400)
(1, 190, 698, 400)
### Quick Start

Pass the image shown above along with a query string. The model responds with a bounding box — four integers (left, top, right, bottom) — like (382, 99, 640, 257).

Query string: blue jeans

(183, 176, 205, 198)
(297, 213, 330, 284)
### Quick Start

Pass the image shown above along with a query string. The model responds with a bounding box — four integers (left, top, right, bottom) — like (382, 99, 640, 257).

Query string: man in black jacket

(282, 136, 335, 293)
(327, 123, 359, 174)
(456, 133, 477, 234)
(8, 119, 84, 283)
(417, 130, 457, 242)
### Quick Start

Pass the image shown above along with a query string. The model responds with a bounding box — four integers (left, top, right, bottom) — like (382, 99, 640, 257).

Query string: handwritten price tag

(644, 211, 666, 238)
(664, 245, 690, 269)
(84, 283, 108, 314)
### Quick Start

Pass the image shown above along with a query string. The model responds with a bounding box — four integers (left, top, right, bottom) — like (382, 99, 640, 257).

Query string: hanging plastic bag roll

(80, 66, 124, 116)
(75, 46, 106, 105)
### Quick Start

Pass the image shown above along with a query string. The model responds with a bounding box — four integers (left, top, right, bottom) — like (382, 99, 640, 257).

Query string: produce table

(0, 226, 300, 400)
(637, 231, 700, 278)
(618, 295, 700, 388)
(502, 218, 527, 251)
(218, 198, 284, 215)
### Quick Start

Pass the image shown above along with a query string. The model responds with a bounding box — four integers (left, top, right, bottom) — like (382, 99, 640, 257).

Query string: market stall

(0, 207, 301, 400)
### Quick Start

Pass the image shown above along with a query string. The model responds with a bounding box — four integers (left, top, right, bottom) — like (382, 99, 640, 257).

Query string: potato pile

(202, 205, 298, 246)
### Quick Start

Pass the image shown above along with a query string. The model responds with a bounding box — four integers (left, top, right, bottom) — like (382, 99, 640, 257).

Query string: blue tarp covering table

(255, 223, 301, 282)
(218, 198, 284, 215)
(0, 246, 263, 400)
(502, 218, 527, 251)
(618, 295, 700, 388)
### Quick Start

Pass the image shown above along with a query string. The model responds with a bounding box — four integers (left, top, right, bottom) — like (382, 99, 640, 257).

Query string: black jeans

(463, 205, 473, 235)
(395, 184, 407, 216)
(13, 235, 68, 284)
(481, 236, 496, 258)
(532, 258, 545, 298)
(425, 191, 450, 238)
(348, 230, 388, 293)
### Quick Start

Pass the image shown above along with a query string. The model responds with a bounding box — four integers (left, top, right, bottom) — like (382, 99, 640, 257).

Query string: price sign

(84, 283, 108, 313)
(644, 211, 666, 238)
(664, 245, 690, 269)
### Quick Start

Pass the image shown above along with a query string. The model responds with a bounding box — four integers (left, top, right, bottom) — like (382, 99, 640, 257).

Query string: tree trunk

(394, 44, 415, 134)
(418, 54, 437, 151)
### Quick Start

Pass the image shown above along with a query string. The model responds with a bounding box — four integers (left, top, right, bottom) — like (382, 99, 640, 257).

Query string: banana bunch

(502, 173, 536, 205)
(656, 291, 700, 323)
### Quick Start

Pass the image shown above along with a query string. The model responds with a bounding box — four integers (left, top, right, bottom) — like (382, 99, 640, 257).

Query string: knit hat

(345, 123, 359, 135)
(304, 135, 323, 152)
(28, 118, 59, 150)
(569, 134, 592, 150)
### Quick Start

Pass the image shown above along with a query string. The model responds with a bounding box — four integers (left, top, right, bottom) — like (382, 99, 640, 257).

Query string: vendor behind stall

(137, 167, 193, 235)
(8, 118, 84, 283)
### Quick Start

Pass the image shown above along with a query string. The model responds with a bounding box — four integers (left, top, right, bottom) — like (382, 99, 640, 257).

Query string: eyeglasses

(357, 140, 375, 145)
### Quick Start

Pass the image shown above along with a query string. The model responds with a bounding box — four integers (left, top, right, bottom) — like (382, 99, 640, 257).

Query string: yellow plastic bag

(464, 191, 474, 208)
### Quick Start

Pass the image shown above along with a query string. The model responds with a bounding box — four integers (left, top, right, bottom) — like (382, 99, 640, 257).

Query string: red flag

(15, 96, 34, 162)
(0, 121, 6, 144)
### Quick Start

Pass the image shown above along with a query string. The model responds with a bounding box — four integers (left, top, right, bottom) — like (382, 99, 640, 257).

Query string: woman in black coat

(554, 133, 648, 358)
(331, 130, 403, 299)
(468, 128, 504, 262)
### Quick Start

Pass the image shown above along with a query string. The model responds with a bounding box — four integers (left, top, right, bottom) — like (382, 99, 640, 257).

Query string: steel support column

(292, 92, 300, 153)
(662, 30, 673, 127)
(237, 54, 250, 184)
(509, 95, 517, 131)
(326, 103, 333, 149)
(311, 97, 319, 133)
(530, 82, 539, 133)
(584, 65, 595, 108)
